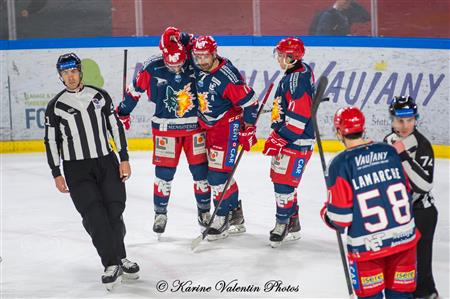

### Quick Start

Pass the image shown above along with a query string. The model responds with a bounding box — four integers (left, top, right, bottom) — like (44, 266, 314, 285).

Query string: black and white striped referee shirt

(384, 129, 435, 209)
(44, 85, 128, 178)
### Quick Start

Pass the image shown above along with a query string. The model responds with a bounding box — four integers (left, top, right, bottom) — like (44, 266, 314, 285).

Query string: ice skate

(102, 265, 122, 291)
(153, 213, 167, 239)
(228, 200, 246, 234)
(206, 215, 229, 241)
(269, 222, 289, 248)
(197, 211, 211, 232)
(121, 258, 140, 280)
(285, 215, 301, 241)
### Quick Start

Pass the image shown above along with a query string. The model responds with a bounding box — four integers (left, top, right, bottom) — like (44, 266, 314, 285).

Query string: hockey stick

(122, 49, 128, 96)
(311, 76, 354, 297)
(191, 83, 274, 250)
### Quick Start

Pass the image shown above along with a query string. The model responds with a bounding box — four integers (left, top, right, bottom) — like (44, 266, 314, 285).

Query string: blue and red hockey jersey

(324, 142, 420, 261)
(117, 55, 199, 137)
(270, 62, 315, 151)
(194, 58, 259, 128)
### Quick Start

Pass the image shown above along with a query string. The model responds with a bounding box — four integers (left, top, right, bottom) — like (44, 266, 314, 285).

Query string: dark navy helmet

(56, 53, 81, 73)
(389, 96, 418, 118)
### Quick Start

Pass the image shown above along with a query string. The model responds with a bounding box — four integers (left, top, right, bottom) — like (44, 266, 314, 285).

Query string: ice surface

(1, 152, 448, 298)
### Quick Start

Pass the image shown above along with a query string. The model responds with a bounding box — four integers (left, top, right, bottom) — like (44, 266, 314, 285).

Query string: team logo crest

(271, 96, 283, 123)
(197, 92, 211, 113)
(163, 83, 195, 118)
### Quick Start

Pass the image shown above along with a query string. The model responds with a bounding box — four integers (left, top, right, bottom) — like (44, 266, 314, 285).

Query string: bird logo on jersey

(163, 83, 194, 118)
(271, 96, 284, 123)
(197, 92, 211, 113)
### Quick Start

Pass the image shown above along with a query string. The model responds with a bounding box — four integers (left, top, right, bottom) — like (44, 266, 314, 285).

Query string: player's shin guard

(153, 167, 176, 215)
(194, 179, 211, 212)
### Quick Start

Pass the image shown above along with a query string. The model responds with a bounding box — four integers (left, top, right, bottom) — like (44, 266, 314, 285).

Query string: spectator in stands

(309, 0, 370, 36)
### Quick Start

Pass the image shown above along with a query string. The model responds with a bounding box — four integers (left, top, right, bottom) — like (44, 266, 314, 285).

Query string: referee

(384, 96, 439, 299)
(44, 53, 139, 291)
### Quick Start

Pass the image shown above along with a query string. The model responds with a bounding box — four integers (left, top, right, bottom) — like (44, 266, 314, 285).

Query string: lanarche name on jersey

(351, 167, 402, 191)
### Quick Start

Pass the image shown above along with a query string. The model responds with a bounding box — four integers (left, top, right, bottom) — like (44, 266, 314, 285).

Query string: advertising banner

(1, 45, 448, 144)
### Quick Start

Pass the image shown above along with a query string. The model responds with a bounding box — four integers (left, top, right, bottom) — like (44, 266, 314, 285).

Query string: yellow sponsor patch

(395, 270, 415, 282)
(361, 273, 384, 287)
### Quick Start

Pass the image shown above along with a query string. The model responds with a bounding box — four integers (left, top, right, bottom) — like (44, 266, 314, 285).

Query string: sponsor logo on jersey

(349, 260, 360, 291)
(163, 83, 195, 118)
(225, 120, 240, 167)
(271, 154, 290, 174)
(208, 149, 224, 169)
(291, 158, 305, 177)
(355, 151, 388, 168)
(192, 132, 206, 156)
(394, 270, 415, 283)
(155, 136, 176, 158)
(361, 273, 384, 288)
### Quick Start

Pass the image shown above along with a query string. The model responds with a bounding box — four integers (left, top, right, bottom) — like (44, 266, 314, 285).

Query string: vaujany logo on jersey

(355, 151, 388, 168)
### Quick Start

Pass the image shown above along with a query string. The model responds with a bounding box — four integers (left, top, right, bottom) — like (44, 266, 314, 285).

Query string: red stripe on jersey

(285, 91, 312, 119)
(135, 69, 152, 99)
(223, 82, 252, 106)
(285, 123, 304, 135)
(328, 176, 354, 208)
(334, 220, 352, 228)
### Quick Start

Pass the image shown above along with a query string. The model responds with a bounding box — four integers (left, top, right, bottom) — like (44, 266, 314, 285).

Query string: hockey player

(116, 27, 211, 236)
(190, 35, 260, 240)
(321, 106, 420, 298)
(262, 37, 315, 247)
(45, 53, 139, 290)
(384, 96, 439, 299)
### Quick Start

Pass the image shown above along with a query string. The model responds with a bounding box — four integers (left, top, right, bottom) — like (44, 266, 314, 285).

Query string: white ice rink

(1, 151, 449, 298)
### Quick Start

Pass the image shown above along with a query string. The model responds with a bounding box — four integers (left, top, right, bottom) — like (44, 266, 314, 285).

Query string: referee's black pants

(414, 205, 438, 297)
(63, 152, 127, 269)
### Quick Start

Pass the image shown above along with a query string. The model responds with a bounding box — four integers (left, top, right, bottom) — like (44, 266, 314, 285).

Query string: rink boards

(0, 36, 449, 156)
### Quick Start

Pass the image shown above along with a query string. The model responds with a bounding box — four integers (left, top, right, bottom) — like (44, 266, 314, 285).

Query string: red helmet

(193, 35, 217, 55)
(333, 106, 365, 136)
(159, 26, 181, 50)
(162, 43, 186, 68)
(275, 37, 305, 61)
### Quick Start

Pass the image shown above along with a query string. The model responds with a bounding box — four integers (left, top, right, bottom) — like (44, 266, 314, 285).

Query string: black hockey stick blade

(191, 83, 275, 251)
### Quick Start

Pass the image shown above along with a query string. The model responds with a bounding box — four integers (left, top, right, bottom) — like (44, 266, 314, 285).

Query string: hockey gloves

(263, 131, 288, 156)
(239, 125, 257, 151)
(115, 107, 131, 130)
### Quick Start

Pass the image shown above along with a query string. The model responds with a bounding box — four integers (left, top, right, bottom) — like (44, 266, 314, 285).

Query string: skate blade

(122, 272, 139, 280)
(104, 275, 122, 291)
(206, 231, 229, 241)
(229, 224, 246, 235)
(285, 232, 301, 241)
